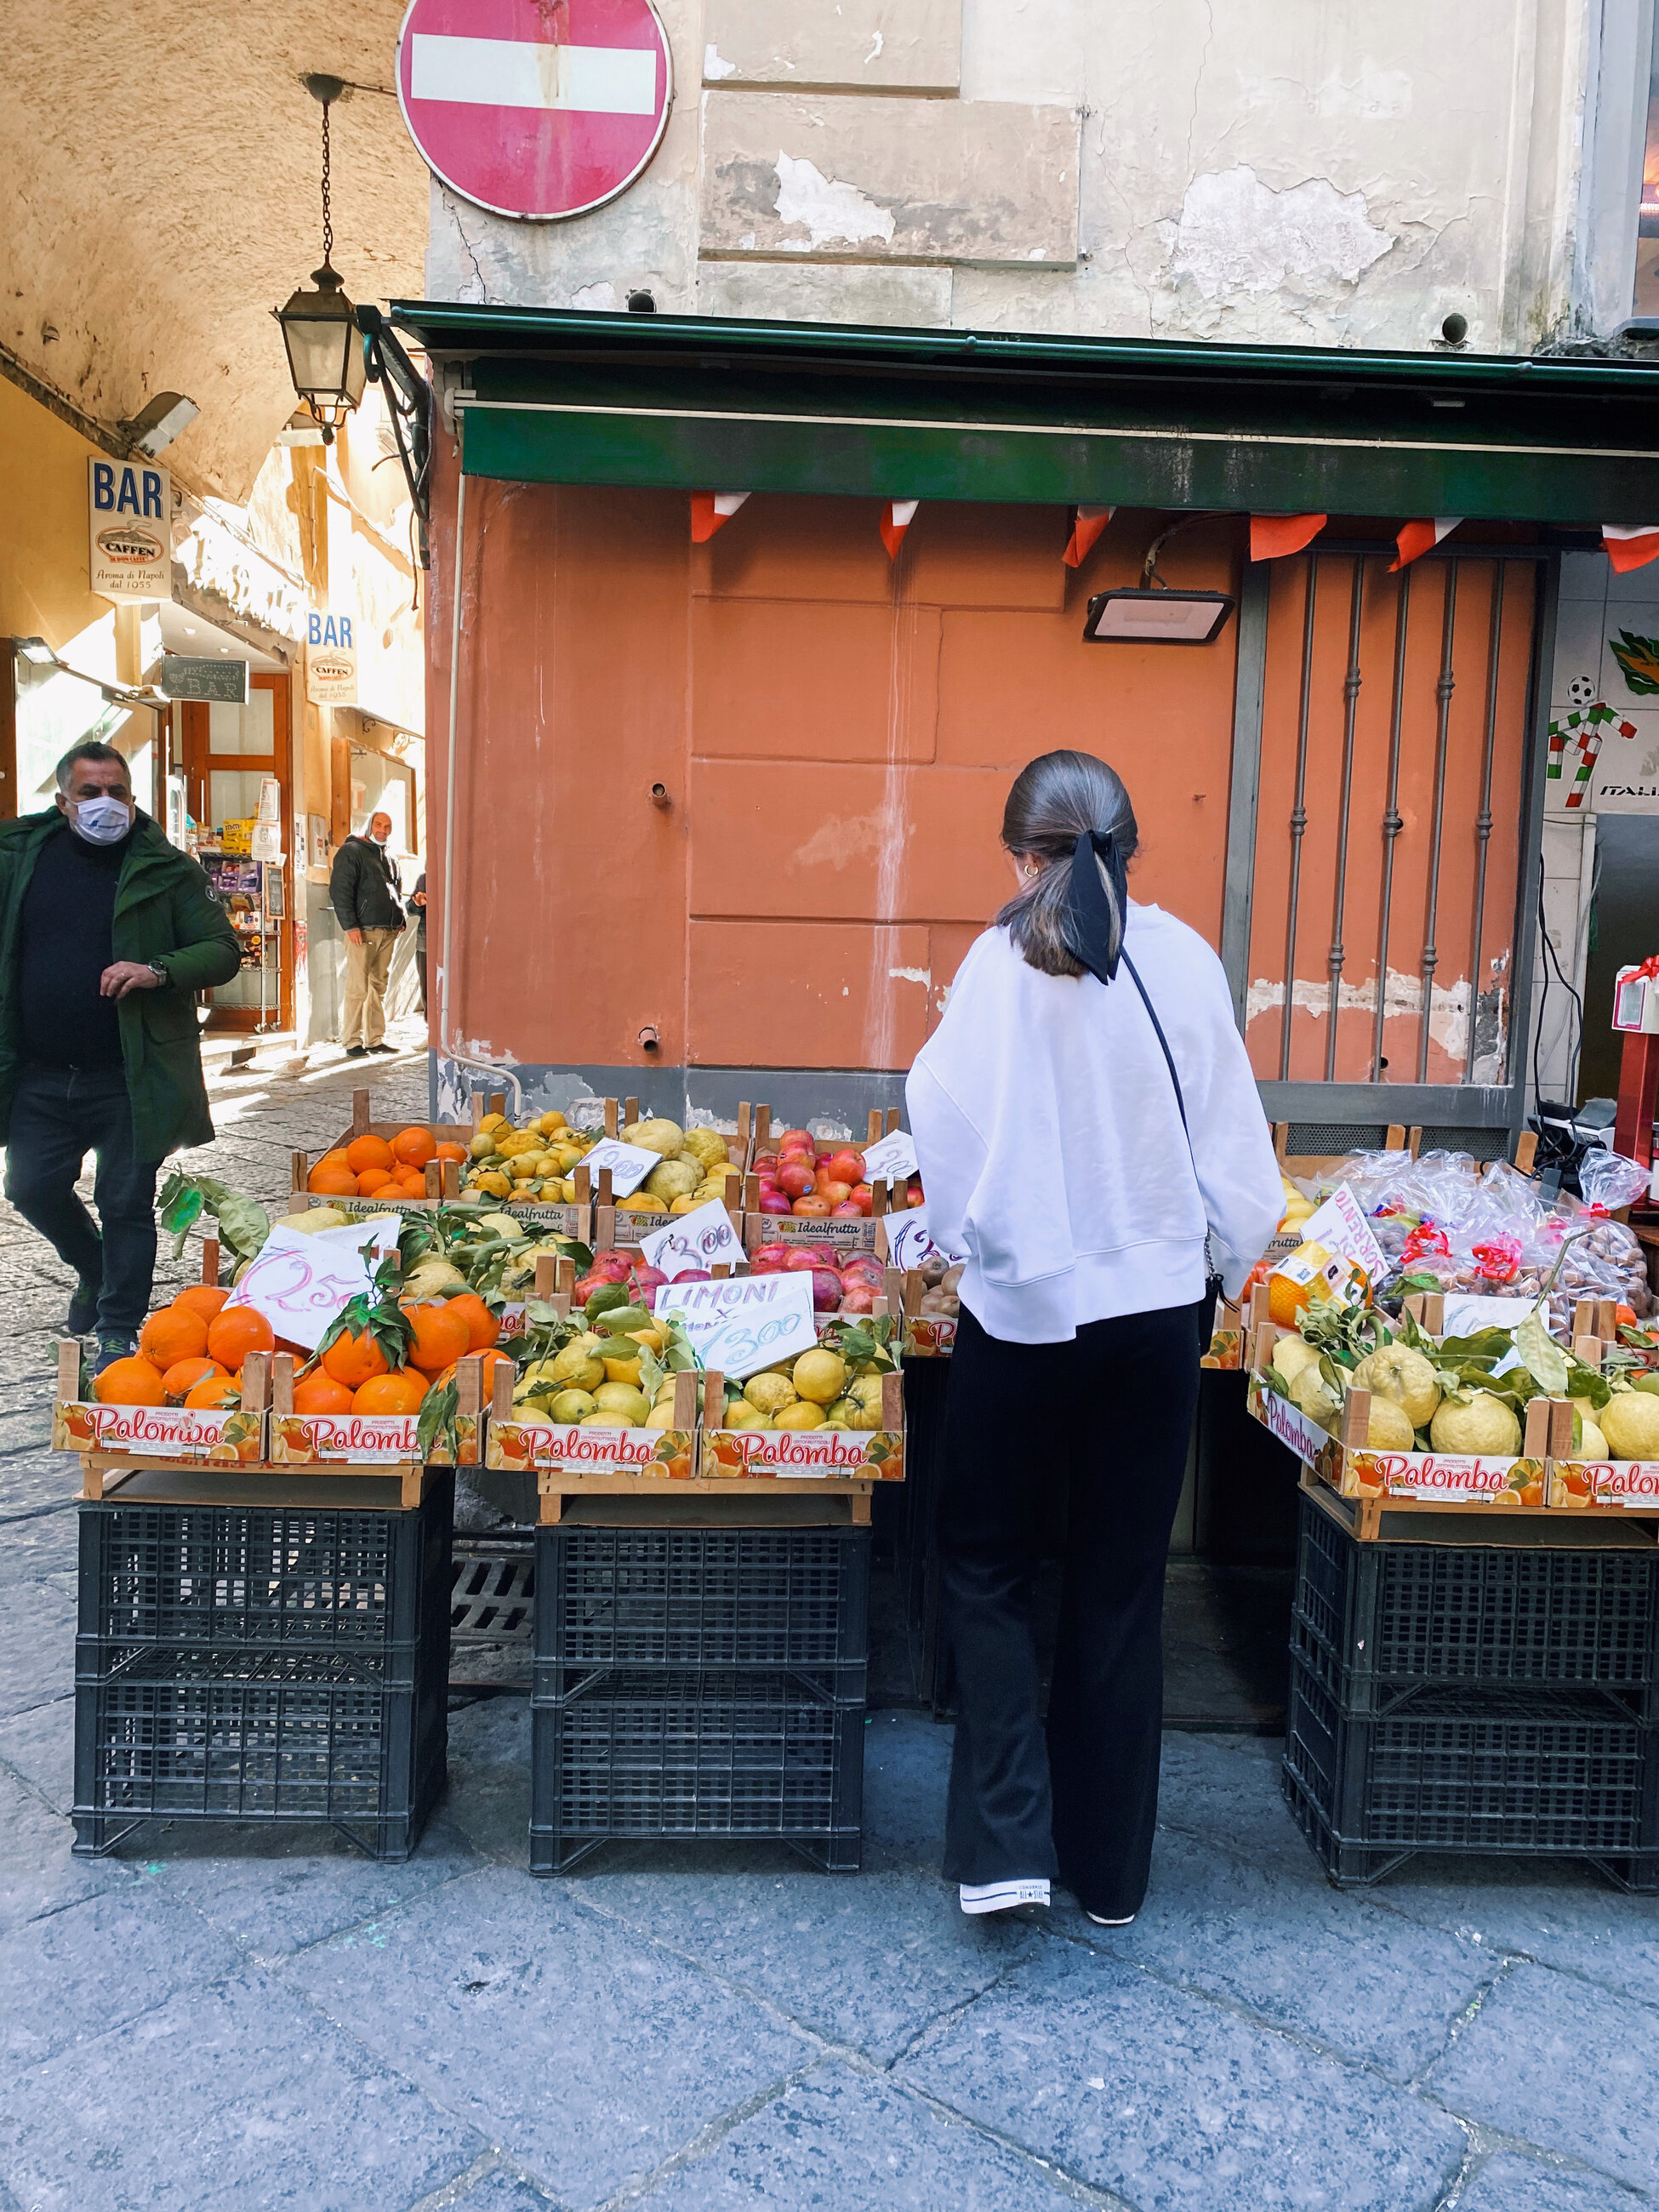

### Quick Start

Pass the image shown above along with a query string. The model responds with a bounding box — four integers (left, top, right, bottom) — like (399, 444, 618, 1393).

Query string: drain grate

(451, 1542, 534, 1645)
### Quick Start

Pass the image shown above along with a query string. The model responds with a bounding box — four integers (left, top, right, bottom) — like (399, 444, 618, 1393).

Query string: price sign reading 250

(654, 1270, 818, 1380)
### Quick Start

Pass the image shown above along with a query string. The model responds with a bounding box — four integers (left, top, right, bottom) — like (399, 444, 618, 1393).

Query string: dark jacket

(413, 871, 426, 944)
(0, 808, 242, 1160)
(330, 835, 405, 933)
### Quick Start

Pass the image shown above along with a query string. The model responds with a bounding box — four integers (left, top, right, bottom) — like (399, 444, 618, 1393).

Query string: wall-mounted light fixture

(120, 393, 199, 458)
(1082, 514, 1235, 646)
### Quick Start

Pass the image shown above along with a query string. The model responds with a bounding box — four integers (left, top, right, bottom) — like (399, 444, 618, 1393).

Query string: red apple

(779, 1129, 815, 1153)
(830, 1202, 864, 1219)
(751, 1152, 778, 1177)
(849, 1183, 874, 1216)
(778, 1161, 816, 1198)
(811, 1268, 844, 1312)
(828, 1149, 865, 1185)
(818, 1179, 852, 1207)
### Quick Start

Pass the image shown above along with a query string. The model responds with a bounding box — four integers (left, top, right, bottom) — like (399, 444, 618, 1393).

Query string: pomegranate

(757, 1191, 792, 1216)
(811, 1268, 843, 1312)
(783, 1246, 821, 1273)
(750, 1244, 789, 1272)
(670, 1268, 711, 1283)
(840, 1282, 876, 1314)
(630, 1265, 668, 1298)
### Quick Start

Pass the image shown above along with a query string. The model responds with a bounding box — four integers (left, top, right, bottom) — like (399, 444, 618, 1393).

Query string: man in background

(411, 870, 427, 1018)
(0, 741, 241, 1372)
(329, 809, 405, 1058)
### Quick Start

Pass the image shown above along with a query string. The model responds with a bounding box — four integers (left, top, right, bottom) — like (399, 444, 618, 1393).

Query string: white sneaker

(959, 1878, 1051, 1915)
(1086, 1911, 1136, 1926)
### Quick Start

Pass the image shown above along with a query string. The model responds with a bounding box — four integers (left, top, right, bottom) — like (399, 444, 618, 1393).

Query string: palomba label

(1362, 1454, 1515, 1494)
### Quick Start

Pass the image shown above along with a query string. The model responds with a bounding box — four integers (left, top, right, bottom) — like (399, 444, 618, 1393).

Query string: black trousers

(938, 1296, 1203, 1918)
(4, 1064, 162, 1337)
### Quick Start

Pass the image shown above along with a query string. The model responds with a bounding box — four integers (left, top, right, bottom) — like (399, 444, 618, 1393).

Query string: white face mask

(70, 795, 132, 846)
(369, 828, 388, 846)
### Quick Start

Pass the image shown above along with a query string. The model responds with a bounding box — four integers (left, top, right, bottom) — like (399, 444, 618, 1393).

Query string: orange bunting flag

(1249, 514, 1326, 562)
(881, 499, 919, 558)
(1603, 524, 1659, 573)
(690, 492, 750, 544)
(1390, 516, 1462, 571)
(1063, 505, 1115, 567)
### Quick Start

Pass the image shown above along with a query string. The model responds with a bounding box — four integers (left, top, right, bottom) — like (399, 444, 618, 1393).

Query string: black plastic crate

(72, 1479, 453, 1860)
(1284, 1656, 1659, 1890)
(1293, 1489, 1659, 1719)
(530, 1668, 862, 1874)
(79, 1481, 453, 1660)
(533, 1524, 869, 1687)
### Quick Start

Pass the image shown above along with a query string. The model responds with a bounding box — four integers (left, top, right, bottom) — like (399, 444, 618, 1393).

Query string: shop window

(1637, 20, 1659, 314)
(13, 658, 126, 807)
(208, 694, 274, 755)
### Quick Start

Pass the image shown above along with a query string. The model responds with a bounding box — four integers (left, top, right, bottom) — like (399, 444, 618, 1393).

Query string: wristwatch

(149, 962, 168, 988)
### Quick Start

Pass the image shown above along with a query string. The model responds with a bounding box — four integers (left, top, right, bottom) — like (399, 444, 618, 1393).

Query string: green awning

(391, 302, 1659, 522)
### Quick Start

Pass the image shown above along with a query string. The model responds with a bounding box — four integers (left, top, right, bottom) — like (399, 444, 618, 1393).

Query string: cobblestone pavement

(1, 1036, 1656, 2210)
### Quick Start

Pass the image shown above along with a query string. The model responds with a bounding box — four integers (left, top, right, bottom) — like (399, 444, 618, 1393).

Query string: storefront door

(180, 670, 293, 1031)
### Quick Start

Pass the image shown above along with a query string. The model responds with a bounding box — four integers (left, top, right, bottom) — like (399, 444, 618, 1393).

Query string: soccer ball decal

(1567, 674, 1598, 707)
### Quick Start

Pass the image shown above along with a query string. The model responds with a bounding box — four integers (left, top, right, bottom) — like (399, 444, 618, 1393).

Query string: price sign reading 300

(654, 1272, 818, 1379)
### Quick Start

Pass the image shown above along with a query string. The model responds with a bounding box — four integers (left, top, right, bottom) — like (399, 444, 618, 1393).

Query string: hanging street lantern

(275, 76, 365, 441)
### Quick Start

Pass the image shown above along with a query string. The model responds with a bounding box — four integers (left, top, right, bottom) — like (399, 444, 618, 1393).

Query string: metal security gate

(1221, 542, 1554, 1153)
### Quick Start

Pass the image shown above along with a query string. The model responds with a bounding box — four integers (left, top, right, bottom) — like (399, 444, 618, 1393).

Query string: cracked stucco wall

(423, 0, 1593, 352)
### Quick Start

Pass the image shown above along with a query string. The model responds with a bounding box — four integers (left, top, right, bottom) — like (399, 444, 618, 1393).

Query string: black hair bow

(1063, 828, 1129, 986)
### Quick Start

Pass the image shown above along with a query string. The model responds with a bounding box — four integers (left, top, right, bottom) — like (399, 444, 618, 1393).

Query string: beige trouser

(341, 926, 398, 1047)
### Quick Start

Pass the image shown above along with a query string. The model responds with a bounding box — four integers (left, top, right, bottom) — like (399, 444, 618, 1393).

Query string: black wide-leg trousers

(937, 1296, 1203, 1919)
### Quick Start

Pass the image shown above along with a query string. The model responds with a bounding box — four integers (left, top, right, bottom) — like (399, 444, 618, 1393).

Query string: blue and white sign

(88, 458, 171, 599)
(305, 609, 357, 705)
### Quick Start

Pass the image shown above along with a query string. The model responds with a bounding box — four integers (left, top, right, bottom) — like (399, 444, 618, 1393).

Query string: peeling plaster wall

(425, 0, 1593, 354)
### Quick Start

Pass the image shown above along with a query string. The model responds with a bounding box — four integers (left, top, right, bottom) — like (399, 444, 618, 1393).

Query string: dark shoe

(67, 1280, 100, 1335)
(91, 1334, 138, 1378)
(367, 1042, 396, 1055)
(344, 1045, 368, 1059)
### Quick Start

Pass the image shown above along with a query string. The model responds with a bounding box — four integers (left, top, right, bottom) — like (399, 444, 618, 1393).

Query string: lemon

(548, 1345, 603, 1392)
(1290, 1364, 1342, 1432)
(821, 1404, 853, 1429)
(1351, 1345, 1441, 1428)
(670, 1195, 703, 1215)
(536, 1111, 568, 1135)
(1599, 1390, 1659, 1460)
(592, 1382, 650, 1423)
(744, 1372, 797, 1415)
(469, 1130, 498, 1159)
(1268, 1336, 1320, 1391)
(1429, 1392, 1521, 1456)
(645, 1157, 700, 1203)
(848, 1375, 887, 1410)
(580, 1407, 638, 1428)
(1361, 1396, 1416, 1451)
(601, 1352, 643, 1387)
(682, 1127, 731, 1168)
(469, 1170, 512, 1198)
(1576, 1416, 1610, 1459)
(548, 1388, 596, 1423)
(724, 1400, 771, 1428)
(626, 1118, 684, 1158)
(617, 1193, 657, 1213)
(510, 1155, 540, 1182)
(477, 1112, 508, 1133)
(773, 1400, 825, 1430)
(792, 1348, 848, 1405)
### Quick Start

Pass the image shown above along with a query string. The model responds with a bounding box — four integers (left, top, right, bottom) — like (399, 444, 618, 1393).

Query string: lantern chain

(320, 98, 334, 267)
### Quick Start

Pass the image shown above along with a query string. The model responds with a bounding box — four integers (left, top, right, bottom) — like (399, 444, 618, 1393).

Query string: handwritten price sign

(639, 1197, 744, 1278)
(881, 1200, 966, 1274)
(581, 1137, 663, 1199)
(222, 1222, 391, 1350)
(655, 1271, 817, 1379)
(860, 1128, 917, 1184)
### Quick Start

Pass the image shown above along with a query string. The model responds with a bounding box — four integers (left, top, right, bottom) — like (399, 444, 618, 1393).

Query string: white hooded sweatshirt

(905, 907, 1283, 1344)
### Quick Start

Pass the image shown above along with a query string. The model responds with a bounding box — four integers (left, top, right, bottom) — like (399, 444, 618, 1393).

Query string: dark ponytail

(995, 750, 1139, 980)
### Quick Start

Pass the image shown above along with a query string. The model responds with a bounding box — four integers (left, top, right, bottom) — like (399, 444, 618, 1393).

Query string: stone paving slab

(1459, 2150, 1659, 2209)
(0, 1963, 485, 2212)
(447, 2169, 561, 2212)
(0, 1581, 76, 1720)
(1055, 1824, 1492, 2080)
(900, 1937, 1469, 2212)
(0, 1764, 128, 1937)
(1376, 1855, 1659, 2014)
(0, 1885, 242, 2070)
(633, 2061, 1090, 2212)
(1424, 1960, 1659, 2192)
(578, 1862, 1037, 2064)
(280, 1867, 815, 2209)
(0, 1690, 76, 1812)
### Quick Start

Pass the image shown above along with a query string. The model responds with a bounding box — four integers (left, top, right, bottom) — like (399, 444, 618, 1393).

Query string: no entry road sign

(396, 0, 673, 222)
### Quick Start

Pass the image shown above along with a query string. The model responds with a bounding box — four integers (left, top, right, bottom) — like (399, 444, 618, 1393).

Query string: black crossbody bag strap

(1119, 951, 1224, 1329)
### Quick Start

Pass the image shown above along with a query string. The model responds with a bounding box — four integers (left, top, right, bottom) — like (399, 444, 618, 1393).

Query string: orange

(162, 1355, 227, 1403)
(345, 1134, 396, 1175)
(207, 1307, 276, 1369)
(402, 1302, 471, 1374)
(391, 1126, 437, 1168)
(394, 1168, 430, 1196)
(93, 1355, 166, 1406)
(321, 1327, 390, 1388)
(308, 1163, 360, 1196)
(355, 1168, 395, 1196)
(353, 1369, 428, 1415)
(171, 1284, 231, 1322)
(184, 1371, 242, 1410)
(442, 1291, 500, 1351)
(436, 1142, 469, 1165)
(291, 1369, 356, 1415)
(430, 1345, 514, 1394)
(139, 1307, 210, 1370)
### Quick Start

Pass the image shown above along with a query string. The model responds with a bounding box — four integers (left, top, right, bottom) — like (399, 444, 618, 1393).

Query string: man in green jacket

(0, 741, 241, 1372)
